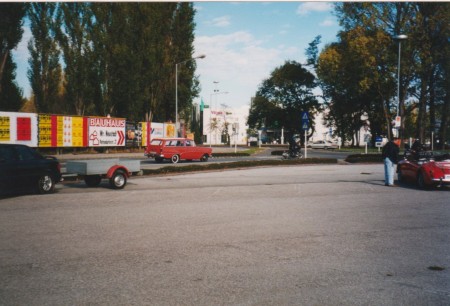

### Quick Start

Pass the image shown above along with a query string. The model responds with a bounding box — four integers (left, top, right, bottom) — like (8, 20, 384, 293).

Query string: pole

(304, 130, 307, 159)
(397, 41, 401, 118)
(175, 63, 178, 137)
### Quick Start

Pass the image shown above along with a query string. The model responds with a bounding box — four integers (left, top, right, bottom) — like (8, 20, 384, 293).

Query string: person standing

(382, 138, 400, 186)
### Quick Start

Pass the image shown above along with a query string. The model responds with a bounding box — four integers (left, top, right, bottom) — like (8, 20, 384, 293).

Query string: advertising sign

(0, 112, 38, 146)
(88, 117, 126, 147)
(164, 123, 176, 137)
(151, 122, 164, 138)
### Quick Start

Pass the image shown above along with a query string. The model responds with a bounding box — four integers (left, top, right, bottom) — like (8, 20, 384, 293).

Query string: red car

(145, 138, 212, 164)
(397, 151, 450, 189)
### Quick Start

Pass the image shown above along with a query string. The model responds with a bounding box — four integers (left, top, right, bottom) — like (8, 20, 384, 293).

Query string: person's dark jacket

(382, 141, 400, 164)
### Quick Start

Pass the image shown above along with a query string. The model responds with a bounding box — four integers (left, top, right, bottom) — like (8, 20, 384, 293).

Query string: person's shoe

(385, 183, 389, 186)
(389, 184, 399, 187)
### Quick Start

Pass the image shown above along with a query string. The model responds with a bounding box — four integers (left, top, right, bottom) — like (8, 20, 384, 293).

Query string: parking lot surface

(0, 164, 449, 305)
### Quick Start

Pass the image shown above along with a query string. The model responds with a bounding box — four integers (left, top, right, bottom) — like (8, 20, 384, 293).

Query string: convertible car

(397, 151, 450, 189)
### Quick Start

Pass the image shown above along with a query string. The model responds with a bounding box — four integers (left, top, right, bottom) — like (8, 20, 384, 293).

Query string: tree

(0, 3, 26, 96)
(317, 27, 396, 145)
(248, 60, 318, 141)
(0, 53, 23, 111)
(332, 2, 449, 148)
(27, 3, 62, 113)
(55, 3, 96, 115)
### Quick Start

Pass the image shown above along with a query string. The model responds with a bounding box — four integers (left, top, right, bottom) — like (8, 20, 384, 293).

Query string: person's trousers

(384, 157, 395, 185)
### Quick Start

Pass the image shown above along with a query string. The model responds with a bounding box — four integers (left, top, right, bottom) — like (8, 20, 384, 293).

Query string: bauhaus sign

(88, 117, 126, 147)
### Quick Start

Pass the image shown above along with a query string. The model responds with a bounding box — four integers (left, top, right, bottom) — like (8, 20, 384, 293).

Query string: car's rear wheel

(397, 169, 404, 183)
(84, 175, 102, 187)
(171, 154, 180, 164)
(37, 174, 55, 194)
(109, 170, 127, 189)
(200, 154, 209, 162)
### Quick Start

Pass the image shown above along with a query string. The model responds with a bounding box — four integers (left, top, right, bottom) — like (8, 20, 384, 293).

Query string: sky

(12, 1, 341, 112)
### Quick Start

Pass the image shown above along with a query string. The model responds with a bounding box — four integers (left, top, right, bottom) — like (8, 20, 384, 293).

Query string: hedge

(345, 154, 382, 163)
(142, 158, 337, 176)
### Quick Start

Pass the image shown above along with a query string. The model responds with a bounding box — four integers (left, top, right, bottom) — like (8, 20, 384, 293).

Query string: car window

(166, 140, 176, 146)
(16, 146, 39, 161)
(186, 140, 192, 146)
(150, 140, 162, 145)
(0, 146, 16, 161)
(177, 141, 183, 146)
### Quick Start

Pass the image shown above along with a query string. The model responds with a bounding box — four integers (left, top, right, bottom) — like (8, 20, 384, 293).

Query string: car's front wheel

(37, 174, 55, 194)
(200, 154, 209, 162)
(171, 154, 180, 164)
(417, 172, 427, 189)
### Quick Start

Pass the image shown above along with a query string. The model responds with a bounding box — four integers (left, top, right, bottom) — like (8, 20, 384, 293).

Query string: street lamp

(175, 54, 206, 137)
(394, 34, 407, 120)
(209, 91, 228, 147)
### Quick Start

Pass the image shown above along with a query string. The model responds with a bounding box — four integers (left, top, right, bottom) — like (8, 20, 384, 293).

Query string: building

(201, 105, 249, 145)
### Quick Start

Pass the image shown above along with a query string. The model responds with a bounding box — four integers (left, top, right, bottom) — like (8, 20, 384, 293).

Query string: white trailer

(66, 159, 140, 189)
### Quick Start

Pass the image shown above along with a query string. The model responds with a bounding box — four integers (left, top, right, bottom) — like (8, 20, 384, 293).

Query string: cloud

(195, 31, 285, 106)
(296, 2, 333, 16)
(320, 17, 335, 27)
(209, 15, 231, 28)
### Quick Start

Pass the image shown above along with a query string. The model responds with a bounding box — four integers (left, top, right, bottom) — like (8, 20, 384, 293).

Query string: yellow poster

(38, 114, 52, 147)
(72, 117, 83, 147)
(0, 116, 10, 141)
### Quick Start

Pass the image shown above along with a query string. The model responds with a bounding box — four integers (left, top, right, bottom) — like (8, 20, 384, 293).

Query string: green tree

(55, 3, 95, 115)
(0, 3, 26, 96)
(317, 27, 396, 145)
(27, 2, 62, 113)
(248, 60, 318, 141)
(0, 54, 24, 111)
(333, 2, 449, 148)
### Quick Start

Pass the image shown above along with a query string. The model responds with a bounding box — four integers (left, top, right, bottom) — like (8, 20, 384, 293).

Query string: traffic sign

(301, 111, 309, 131)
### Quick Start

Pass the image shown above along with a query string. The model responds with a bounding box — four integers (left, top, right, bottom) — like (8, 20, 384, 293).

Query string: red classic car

(145, 138, 212, 164)
(397, 151, 450, 189)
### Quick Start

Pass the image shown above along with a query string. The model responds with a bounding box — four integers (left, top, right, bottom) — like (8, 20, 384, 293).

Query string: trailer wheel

(109, 170, 127, 189)
(84, 175, 102, 187)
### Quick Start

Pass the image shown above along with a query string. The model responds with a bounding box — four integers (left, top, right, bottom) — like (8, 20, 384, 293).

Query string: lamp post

(175, 54, 206, 137)
(209, 91, 228, 147)
(394, 34, 407, 141)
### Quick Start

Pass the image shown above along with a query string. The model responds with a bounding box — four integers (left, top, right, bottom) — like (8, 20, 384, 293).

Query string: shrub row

(142, 158, 337, 176)
(345, 154, 383, 163)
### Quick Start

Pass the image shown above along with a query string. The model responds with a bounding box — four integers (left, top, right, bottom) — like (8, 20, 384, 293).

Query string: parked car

(307, 140, 338, 150)
(397, 151, 450, 189)
(145, 138, 212, 164)
(0, 144, 62, 195)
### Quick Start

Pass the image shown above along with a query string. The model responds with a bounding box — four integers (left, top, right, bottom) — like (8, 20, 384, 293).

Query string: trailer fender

(106, 165, 131, 179)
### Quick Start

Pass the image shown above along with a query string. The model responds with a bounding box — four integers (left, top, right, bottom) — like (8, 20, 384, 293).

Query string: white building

(202, 105, 249, 145)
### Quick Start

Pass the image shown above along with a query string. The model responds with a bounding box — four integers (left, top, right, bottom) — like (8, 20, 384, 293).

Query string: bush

(142, 158, 338, 176)
(345, 154, 382, 163)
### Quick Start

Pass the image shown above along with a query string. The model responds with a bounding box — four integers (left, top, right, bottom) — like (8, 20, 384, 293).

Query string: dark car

(0, 144, 62, 195)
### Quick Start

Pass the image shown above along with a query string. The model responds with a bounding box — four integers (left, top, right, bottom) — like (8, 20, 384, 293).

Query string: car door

(0, 145, 19, 192)
(14, 145, 43, 189)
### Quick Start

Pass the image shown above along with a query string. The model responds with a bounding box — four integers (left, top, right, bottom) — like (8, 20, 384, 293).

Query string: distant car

(0, 144, 62, 195)
(307, 140, 338, 150)
(397, 151, 450, 189)
(145, 138, 212, 164)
